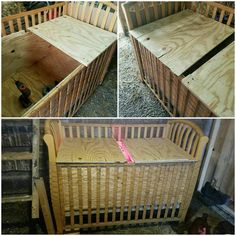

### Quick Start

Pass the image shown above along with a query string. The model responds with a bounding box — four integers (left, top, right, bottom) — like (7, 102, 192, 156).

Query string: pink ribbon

(117, 140, 135, 163)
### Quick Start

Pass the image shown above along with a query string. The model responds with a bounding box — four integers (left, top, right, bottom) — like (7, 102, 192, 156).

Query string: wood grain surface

(28, 15, 117, 66)
(57, 138, 125, 163)
(130, 9, 234, 76)
(124, 138, 191, 162)
(182, 42, 234, 117)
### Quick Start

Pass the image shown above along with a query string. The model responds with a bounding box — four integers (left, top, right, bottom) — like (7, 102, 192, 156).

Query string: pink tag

(117, 140, 135, 163)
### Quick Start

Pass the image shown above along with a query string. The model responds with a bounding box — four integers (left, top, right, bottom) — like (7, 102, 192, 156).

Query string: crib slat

(177, 126, 187, 146)
(96, 167, 101, 224)
(153, 2, 158, 18)
(58, 6, 62, 17)
(175, 124, 183, 145)
(164, 165, 175, 218)
(178, 164, 194, 218)
(16, 18, 22, 31)
(157, 165, 167, 218)
(69, 126, 73, 138)
(144, 3, 150, 23)
(91, 126, 95, 138)
(81, 2, 88, 21)
(135, 4, 142, 26)
(150, 127, 154, 138)
(135, 166, 144, 220)
(87, 167, 92, 224)
(101, 6, 111, 29)
(77, 168, 83, 225)
(150, 166, 161, 219)
(125, 127, 128, 139)
(9, 20, 14, 33)
(161, 2, 166, 17)
(168, 2, 172, 15)
(104, 167, 110, 223)
(108, 11, 117, 32)
(84, 126, 88, 138)
(105, 127, 108, 138)
(38, 12, 41, 24)
(187, 131, 196, 154)
(219, 10, 225, 23)
(227, 13, 233, 25)
(205, 4, 210, 16)
(212, 7, 217, 19)
(142, 167, 151, 220)
(98, 127, 101, 138)
(191, 135, 200, 156)
(112, 167, 119, 222)
(120, 166, 128, 221)
(93, 3, 103, 26)
(171, 164, 184, 218)
(76, 127, 81, 138)
(31, 14, 36, 26)
(137, 127, 141, 138)
(58, 167, 66, 228)
(87, 1, 95, 23)
(175, 2, 179, 13)
(74, 3, 80, 19)
(144, 127, 147, 138)
(131, 127, 134, 138)
(53, 8, 57, 18)
(68, 168, 74, 228)
(43, 11, 47, 22)
(128, 167, 136, 221)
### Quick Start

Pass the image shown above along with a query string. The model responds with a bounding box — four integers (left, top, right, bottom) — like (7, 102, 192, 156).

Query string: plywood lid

(28, 16, 117, 66)
(130, 10, 234, 76)
(57, 138, 126, 163)
(124, 138, 192, 163)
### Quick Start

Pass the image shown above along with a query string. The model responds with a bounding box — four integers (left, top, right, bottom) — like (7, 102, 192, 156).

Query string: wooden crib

(44, 120, 208, 233)
(2, 2, 117, 117)
(122, 2, 234, 117)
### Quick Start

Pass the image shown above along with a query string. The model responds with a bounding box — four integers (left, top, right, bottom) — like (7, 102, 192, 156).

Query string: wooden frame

(44, 120, 208, 233)
(122, 2, 234, 117)
(2, 2, 117, 117)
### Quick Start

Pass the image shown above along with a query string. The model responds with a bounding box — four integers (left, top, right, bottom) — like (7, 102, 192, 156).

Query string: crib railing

(167, 120, 209, 159)
(56, 161, 196, 232)
(112, 124, 167, 140)
(2, 2, 66, 36)
(191, 2, 234, 26)
(122, 2, 185, 31)
(2, 1, 117, 37)
(67, 1, 117, 33)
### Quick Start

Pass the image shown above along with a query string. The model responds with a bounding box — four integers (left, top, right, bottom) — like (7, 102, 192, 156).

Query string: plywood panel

(28, 16, 117, 66)
(182, 43, 234, 117)
(57, 138, 125, 163)
(124, 138, 191, 162)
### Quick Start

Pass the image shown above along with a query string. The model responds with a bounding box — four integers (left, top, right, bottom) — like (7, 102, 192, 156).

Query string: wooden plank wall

(202, 120, 234, 198)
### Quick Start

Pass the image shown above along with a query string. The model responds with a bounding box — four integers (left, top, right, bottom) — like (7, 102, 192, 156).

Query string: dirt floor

(75, 52, 117, 117)
(2, 193, 234, 234)
(119, 34, 170, 117)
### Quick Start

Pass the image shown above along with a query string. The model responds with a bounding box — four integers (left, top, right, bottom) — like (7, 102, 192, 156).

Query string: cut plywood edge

(28, 15, 117, 66)
(182, 42, 234, 117)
